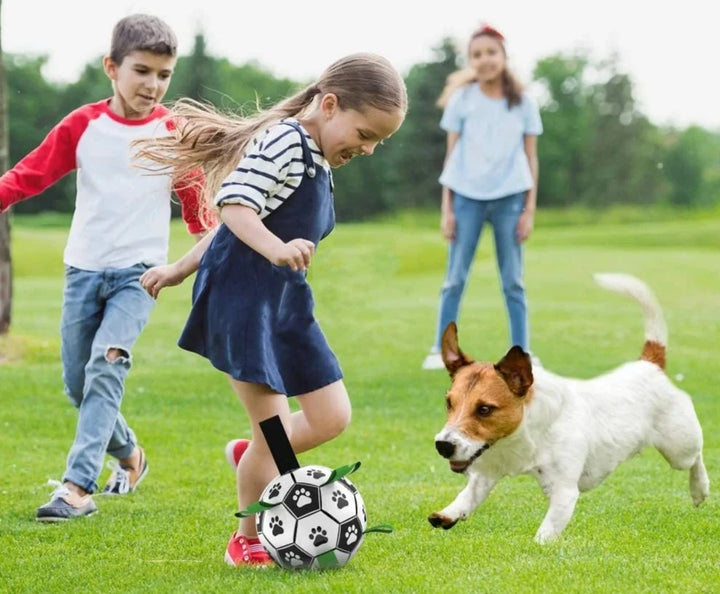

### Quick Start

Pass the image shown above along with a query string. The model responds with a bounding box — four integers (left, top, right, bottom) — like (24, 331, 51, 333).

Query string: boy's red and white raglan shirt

(0, 99, 204, 270)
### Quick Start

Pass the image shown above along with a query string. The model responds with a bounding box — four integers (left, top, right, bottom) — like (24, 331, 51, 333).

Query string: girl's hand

(441, 209, 456, 242)
(516, 209, 535, 243)
(269, 238, 316, 271)
(140, 263, 185, 299)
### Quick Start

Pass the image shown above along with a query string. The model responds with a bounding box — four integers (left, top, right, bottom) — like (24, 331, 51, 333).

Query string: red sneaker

(224, 439, 250, 469)
(224, 531, 273, 567)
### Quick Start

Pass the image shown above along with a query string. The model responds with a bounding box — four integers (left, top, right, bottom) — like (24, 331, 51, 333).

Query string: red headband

(474, 24, 505, 41)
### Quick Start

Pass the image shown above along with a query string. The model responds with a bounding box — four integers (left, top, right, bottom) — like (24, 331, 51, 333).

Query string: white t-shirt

(0, 99, 204, 270)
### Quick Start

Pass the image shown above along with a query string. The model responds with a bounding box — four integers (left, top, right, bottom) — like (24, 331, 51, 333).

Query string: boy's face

(104, 50, 177, 119)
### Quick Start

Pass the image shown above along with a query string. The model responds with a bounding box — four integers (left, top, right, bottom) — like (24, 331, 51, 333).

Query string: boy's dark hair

(109, 14, 177, 65)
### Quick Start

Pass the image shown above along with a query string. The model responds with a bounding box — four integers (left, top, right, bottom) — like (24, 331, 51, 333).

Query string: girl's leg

(289, 380, 351, 454)
(489, 192, 529, 350)
(432, 194, 488, 350)
(230, 380, 292, 538)
(229, 378, 351, 538)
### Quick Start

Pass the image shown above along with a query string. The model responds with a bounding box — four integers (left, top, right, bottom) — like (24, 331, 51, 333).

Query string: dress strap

(280, 120, 316, 178)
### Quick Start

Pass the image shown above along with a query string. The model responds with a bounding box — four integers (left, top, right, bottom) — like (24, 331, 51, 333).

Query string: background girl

(422, 24, 543, 370)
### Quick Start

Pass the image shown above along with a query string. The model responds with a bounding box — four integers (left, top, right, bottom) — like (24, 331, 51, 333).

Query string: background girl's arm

(440, 131, 460, 241)
(516, 134, 539, 243)
(220, 204, 315, 271)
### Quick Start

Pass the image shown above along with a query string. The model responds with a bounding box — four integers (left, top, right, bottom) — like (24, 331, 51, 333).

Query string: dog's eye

(445, 396, 452, 411)
(475, 405, 493, 417)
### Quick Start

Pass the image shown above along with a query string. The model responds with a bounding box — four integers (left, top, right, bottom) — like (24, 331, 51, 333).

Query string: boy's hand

(140, 263, 185, 299)
(268, 238, 315, 271)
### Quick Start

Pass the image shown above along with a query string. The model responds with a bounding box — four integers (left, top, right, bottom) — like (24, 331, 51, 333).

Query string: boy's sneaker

(224, 439, 250, 470)
(225, 531, 273, 567)
(36, 480, 98, 522)
(101, 447, 148, 495)
(421, 350, 445, 370)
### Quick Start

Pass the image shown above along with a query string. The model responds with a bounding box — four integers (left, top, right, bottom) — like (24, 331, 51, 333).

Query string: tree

(5, 54, 76, 213)
(332, 38, 457, 219)
(663, 127, 707, 207)
(0, 0, 12, 335)
(533, 53, 595, 206)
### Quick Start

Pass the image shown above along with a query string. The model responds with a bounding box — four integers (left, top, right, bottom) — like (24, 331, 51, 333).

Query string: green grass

(1, 209, 719, 593)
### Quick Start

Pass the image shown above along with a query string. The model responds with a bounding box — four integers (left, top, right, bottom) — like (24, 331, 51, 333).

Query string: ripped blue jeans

(60, 264, 154, 493)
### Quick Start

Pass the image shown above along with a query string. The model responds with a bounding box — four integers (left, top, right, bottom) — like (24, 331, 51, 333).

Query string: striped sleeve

(214, 124, 306, 215)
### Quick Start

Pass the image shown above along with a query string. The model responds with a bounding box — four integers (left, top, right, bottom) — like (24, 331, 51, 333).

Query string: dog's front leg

(428, 471, 498, 530)
(534, 483, 580, 544)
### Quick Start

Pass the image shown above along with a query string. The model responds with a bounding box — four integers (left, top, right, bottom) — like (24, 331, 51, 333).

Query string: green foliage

(3, 35, 720, 220)
(533, 52, 671, 208)
(2, 213, 719, 592)
(332, 38, 457, 220)
(663, 126, 720, 207)
(4, 53, 75, 212)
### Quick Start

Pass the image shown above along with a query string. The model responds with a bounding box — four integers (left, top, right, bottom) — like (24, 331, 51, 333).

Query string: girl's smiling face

(467, 35, 506, 85)
(311, 94, 405, 168)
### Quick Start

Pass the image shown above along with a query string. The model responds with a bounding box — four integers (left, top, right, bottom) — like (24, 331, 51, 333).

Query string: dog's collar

(468, 443, 490, 464)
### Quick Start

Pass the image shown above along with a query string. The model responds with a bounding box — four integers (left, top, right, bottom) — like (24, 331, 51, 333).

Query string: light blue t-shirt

(438, 84, 543, 200)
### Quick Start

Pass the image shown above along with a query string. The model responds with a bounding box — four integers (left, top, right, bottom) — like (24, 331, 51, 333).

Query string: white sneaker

(421, 351, 445, 370)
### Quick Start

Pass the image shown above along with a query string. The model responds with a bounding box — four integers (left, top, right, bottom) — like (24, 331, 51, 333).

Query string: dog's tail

(593, 273, 667, 370)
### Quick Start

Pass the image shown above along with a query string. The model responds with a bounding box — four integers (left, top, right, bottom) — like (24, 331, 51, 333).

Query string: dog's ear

(494, 346, 533, 397)
(441, 322, 474, 376)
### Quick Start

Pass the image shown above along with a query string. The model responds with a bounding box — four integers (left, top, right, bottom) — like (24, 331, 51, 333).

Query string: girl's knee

(331, 407, 352, 438)
(317, 404, 351, 443)
(322, 403, 352, 444)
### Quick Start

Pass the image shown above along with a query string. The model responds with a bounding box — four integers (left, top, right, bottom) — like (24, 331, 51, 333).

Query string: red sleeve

(162, 114, 216, 233)
(0, 109, 87, 212)
(174, 168, 215, 234)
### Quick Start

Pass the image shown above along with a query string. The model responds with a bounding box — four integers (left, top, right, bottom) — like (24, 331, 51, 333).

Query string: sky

(2, 0, 718, 130)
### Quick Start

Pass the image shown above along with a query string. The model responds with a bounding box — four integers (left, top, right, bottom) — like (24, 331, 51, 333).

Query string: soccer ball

(255, 464, 367, 570)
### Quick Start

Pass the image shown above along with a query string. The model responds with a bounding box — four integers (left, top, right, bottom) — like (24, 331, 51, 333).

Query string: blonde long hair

(436, 25, 523, 109)
(135, 52, 407, 221)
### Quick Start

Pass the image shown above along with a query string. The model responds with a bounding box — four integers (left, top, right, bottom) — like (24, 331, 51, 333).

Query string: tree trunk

(0, 0, 12, 335)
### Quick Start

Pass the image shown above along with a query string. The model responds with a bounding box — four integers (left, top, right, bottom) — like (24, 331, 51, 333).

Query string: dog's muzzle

(435, 440, 490, 472)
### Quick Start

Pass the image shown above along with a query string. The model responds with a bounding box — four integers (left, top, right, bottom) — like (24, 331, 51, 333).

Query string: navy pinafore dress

(178, 121, 343, 396)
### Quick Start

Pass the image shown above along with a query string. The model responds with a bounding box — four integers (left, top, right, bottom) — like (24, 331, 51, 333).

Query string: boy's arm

(0, 117, 78, 212)
(139, 227, 217, 299)
(173, 168, 216, 235)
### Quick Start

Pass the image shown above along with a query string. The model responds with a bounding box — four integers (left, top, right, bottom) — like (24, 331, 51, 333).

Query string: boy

(0, 14, 207, 521)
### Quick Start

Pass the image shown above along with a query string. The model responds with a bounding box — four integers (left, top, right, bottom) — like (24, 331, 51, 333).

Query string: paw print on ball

(284, 484, 320, 518)
(283, 550, 306, 568)
(306, 468, 327, 480)
(331, 489, 349, 509)
(344, 524, 359, 545)
(268, 482, 282, 499)
(309, 526, 329, 547)
(269, 516, 285, 536)
(293, 488, 313, 508)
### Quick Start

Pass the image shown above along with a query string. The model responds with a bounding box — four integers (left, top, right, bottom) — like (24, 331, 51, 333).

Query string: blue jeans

(432, 191, 529, 351)
(60, 264, 154, 493)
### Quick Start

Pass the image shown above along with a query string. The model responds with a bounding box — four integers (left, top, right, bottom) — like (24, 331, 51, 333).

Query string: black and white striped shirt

(214, 119, 329, 219)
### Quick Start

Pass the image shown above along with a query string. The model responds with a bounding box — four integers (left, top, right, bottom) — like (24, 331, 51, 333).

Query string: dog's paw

(428, 513, 458, 530)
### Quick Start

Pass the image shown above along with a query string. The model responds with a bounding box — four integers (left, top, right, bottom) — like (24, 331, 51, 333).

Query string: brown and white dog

(429, 273, 709, 543)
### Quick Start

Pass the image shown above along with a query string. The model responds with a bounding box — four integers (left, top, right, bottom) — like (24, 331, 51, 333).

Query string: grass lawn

(1, 209, 718, 593)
